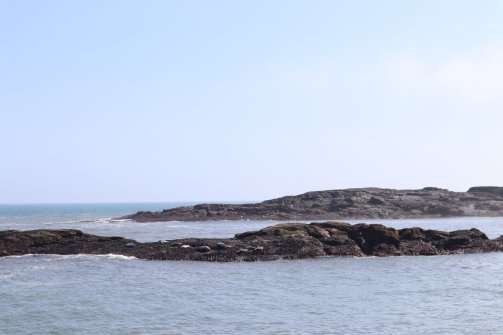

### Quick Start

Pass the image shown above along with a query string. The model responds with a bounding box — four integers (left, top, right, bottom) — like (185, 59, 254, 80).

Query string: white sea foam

(101, 254, 137, 260)
(36, 217, 115, 225)
(109, 218, 132, 222)
(54, 253, 138, 261)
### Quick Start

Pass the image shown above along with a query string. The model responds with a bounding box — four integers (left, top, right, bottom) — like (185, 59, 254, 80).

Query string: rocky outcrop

(2, 222, 502, 261)
(119, 186, 503, 222)
(468, 186, 503, 197)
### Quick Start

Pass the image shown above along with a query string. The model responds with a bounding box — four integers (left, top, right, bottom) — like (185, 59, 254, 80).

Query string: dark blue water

(1, 204, 503, 334)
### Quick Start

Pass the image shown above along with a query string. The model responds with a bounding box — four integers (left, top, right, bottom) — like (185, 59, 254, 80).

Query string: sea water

(1, 204, 503, 334)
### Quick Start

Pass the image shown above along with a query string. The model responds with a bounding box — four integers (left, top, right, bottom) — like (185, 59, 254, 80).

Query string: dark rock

(423, 187, 445, 191)
(399, 240, 438, 256)
(368, 196, 385, 205)
(346, 224, 400, 254)
(2, 222, 502, 262)
(424, 230, 449, 241)
(399, 227, 425, 240)
(468, 186, 503, 197)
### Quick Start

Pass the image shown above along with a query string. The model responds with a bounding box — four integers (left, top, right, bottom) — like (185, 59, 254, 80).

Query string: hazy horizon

(2, 0, 503, 203)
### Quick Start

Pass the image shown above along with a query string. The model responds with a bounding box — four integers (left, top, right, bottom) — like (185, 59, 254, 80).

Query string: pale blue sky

(1, 1, 503, 203)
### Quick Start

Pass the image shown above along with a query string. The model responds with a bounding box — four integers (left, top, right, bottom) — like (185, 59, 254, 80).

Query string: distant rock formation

(2, 222, 503, 261)
(120, 186, 503, 222)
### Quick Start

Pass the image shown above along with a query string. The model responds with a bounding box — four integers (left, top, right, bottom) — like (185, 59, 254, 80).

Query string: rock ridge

(2, 222, 503, 262)
(120, 186, 503, 222)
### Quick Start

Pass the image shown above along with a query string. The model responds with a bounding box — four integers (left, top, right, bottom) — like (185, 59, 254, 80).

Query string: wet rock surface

(119, 186, 503, 222)
(2, 222, 503, 262)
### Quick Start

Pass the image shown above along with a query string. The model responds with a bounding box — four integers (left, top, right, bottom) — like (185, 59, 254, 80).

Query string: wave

(38, 217, 130, 225)
(108, 218, 132, 223)
(100, 254, 137, 260)
(47, 253, 138, 260)
(0, 253, 137, 261)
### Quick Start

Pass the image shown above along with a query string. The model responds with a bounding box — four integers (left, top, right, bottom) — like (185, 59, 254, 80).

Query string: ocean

(1, 203, 503, 334)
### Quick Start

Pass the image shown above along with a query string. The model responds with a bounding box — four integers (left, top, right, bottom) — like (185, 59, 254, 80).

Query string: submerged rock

(1, 222, 503, 262)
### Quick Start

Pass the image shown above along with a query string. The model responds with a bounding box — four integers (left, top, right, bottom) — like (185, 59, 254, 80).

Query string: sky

(1, 0, 503, 203)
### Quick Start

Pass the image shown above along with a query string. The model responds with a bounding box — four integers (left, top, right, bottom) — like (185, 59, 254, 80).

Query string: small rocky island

(2, 222, 503, 261)
(120, 186, 503, 222)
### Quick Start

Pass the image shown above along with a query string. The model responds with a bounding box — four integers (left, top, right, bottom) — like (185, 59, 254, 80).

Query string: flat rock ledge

(119, 186, 503, 222)
(2, 222, 503, 262)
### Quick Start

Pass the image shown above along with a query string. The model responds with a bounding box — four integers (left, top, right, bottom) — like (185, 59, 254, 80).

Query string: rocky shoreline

(119, 186, 503, 222)
(2, 222, 503, 262)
